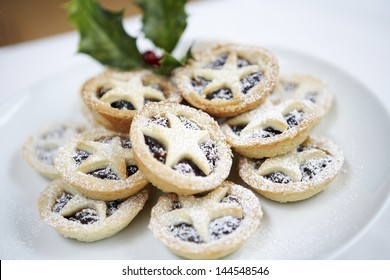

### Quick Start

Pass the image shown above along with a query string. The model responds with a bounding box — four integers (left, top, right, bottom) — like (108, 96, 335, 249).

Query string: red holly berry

(143, 50, 162, 68)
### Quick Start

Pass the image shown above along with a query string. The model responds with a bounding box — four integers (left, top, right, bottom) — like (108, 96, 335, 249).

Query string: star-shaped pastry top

(227, 100, 304, 137)
(142, 113, 212, 175)
(58, 193, 108, 219)
(99, 73, 166, 109)
(76, 137, 135, 179)
(258, 148, 328, 182)
(192, 51, 260, 99)
(160, 186, 243, 243)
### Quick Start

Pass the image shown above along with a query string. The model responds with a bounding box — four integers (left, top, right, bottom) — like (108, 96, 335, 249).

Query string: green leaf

(180, 45, 193, 64)
(136, 0, 188, 53)
(154, 47, 193, 75)
(66, 0, 145, 70)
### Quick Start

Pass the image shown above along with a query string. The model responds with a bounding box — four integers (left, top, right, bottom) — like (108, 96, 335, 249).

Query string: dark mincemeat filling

(262, 156, 332, 184)
(88, 167, 120, 180)
(149, 116, 169, 127)
(171, 200, 182, 210)
(168, 194, 242, 243)
(111, 100, 135, 110)
(73, 149, 91, 166)
(126, 165, 139, 177)
(300, 157, 332, 182)
(121, 138, 132, 149)
(191, 76, 210, 94)
(88, 165, 138, 179)
(66, 208, 99, 225)
(106, 200, 120, 217)
(53, 192, 120, 221)
(169, 215, 241, 243)
(210, 216, 241, 240)
(111, 98, 163, 111)
(169, 223, 202, 243)
(98, 84, 164, 110)
(264, 171, 293, 184)
(206, 88, 233, 100)
(54, 192, 99, 225)
(221, 195, 241, 206)
(145, 136, 167, 163)
(237, 57, 251, 68)
(206, 54, 252, 69)
(231, 109, 304, 137)
(97, 86, 111, 98)
(172, 159, 205, 176)
(171, 141, 218, 177)
(199, 140, 218, 167)
(284, 109, 304, 128)
(240, 72, 262, 94)
(231, 125, 282, 138)
(53, 192, 74, 213)
(178, 116, 200, 130)
(206, 54, 228, 69)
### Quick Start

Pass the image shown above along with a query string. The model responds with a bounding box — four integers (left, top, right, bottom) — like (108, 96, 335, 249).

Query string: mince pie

(130, 102, 232, 195)
(23, 122, 86, 179)
(173, 43, 279, 117)
(81, 69, 181, 133)
(38, 179, 148, 242)
(148, 181, 262, 259)
(55, 129, 148, 200)
(238, 136, 344, 202)
(221, 99, 316, 158)
(269, 74, 332, 122)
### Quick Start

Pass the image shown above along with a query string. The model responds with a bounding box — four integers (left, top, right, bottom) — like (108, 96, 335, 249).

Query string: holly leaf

(66, 0, 145, 69)
(155, 46, 193, 75)
(135, 0, 188, 53)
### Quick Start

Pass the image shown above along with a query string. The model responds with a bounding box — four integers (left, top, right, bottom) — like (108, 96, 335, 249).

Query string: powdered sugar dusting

(38, 181, 149, 242)
(241, 136, 344, 196)
(149, 182, 262, 258)
(223, 99, 314, 145)
(1, 197, 42, 258)
(23, 122, 87, 178)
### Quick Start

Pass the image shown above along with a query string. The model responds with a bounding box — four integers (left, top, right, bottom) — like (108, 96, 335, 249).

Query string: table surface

(0, 0, 389, 259)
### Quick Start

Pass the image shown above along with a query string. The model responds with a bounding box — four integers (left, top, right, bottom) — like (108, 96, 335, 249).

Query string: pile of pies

(23, 43, 343, 259)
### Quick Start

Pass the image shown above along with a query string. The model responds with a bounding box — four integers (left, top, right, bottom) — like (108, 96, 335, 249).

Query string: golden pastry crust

(238, 136, 344, 202)
(269, 74, 333, 122)
(55, 129, 149, 200)
(148, 181, 262, 259)
(130, 102, 233, 195)
(81, 69, 181, 133)
(173, 43, 279, 117)
(23, 122, 86, 179)
(38, 180, 148, 242)
(221, 99, 316, 158)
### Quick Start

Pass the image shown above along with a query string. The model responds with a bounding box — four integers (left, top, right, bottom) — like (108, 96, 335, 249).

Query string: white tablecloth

(1, 0, 389, 259)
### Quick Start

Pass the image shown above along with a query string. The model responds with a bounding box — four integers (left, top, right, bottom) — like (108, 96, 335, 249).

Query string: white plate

(1, 46, 390, 260)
